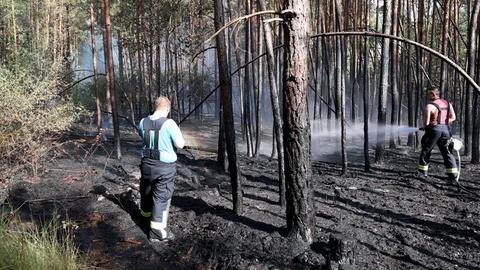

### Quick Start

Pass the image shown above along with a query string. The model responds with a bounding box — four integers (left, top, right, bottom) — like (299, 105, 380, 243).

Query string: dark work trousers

(418, 124, 458, 178)
(140, 158, 176, 238)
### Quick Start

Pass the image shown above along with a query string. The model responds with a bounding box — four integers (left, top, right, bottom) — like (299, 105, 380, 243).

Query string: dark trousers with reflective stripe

(419, 125, 457, 178)
(140, 158, 176, 235)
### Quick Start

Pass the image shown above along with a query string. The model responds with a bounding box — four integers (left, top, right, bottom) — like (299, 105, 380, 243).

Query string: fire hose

(446, 138, 479, 197)
(449, 138, 463, 183)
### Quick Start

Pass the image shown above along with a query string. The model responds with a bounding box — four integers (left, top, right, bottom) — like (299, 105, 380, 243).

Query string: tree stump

(328, 234, 356, 270)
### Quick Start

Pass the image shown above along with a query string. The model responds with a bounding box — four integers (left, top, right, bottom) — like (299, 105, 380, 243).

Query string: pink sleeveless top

(429, 99, 449, 125)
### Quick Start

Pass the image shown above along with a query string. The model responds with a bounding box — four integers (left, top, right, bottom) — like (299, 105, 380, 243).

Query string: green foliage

(0, 216, 86, 270)
(0, 62, 86, 174)
(71, 79, 105, 112)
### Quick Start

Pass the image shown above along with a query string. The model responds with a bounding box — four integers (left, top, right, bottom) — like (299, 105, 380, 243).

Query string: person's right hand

(174, 137, 185, 149)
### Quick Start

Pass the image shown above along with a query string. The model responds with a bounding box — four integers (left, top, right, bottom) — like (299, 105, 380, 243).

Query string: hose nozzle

(450, 138, 463, 151)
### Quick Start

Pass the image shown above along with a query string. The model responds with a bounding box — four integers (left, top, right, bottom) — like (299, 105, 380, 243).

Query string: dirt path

(2, 125, 480, 269)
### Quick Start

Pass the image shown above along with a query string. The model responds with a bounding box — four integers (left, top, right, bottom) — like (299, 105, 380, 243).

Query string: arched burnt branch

(310, 31, 480, 93)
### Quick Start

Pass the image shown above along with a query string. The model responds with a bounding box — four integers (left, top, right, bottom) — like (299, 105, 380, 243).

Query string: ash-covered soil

(2, 127, 480, 270)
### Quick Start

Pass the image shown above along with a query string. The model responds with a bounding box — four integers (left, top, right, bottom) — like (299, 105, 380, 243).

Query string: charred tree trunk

(156, 32, 162, 96)
(244, 0, 254, 157)
(102, 0, 121, 159)
(118, 31, 125, 107)
(407, 0, 415, 146)
(258, 0, 286, 207)
(281, 0, 314, 244)
(466, 0, 480, 158)
(350, 0, 359, 124)
(136, 8, 145, 114)
(363, 0, 370, 172)
(473, 39, 480, 163)
(469, 0, 480, 162)
(214, 0, 243, 214)
(439, 0, 451, 96)
(313, 1, 322, 121)
(389, 0, 399, 149)
(415, 0, 425, 150)
(334, 0, 347, 174)
(90, 1, 102, 136)
(427, 2, 436, 80)
(254, 21, 263, 157)
(375, 0, 392, 163)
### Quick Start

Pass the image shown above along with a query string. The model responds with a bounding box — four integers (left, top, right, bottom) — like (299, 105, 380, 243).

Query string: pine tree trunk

(156, 33, 162, 96)
(257, 0, 286, 207)
(244, 0, 253, 157)
(147, 28, 154, 112)
(350, 0, 359, 124)
(214, 0, 243, 214)
(415, 0, 425, 150)
(281, 0, 314, 244)
(466, 0, 480, 157)
(389, 0, 399, 149)
(254, 21, 263, 157)
(136, 2, 145, 114)
(407, 0, 415, 146)
(90, 1, 102, 136)
(363, 0, 370, 172)
(334, 0, 347, 174)
(472, 39, 480, 163)
(102, 0, 121, 159)
(440, 0, 452, 95)
(375, 0, 392, 163)
(469, 0, 480, 162)
(427, 2, 436, 80)
(118, 31, 125, 101)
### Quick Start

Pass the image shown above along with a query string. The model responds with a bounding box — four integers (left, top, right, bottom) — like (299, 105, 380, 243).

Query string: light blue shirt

(138, 115, 183, 163)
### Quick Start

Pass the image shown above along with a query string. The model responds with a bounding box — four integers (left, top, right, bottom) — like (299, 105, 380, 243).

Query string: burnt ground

(1, 124, 480, 270)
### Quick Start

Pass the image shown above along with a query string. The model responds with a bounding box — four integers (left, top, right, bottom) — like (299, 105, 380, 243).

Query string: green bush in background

(0, 61, 86, 176)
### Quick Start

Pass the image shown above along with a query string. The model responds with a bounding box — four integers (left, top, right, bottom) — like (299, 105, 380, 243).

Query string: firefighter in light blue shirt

(138, 96, 184, 242)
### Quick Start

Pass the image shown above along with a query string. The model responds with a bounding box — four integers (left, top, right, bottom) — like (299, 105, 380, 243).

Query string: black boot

(448, 174, 458, 184)
(149, 228, 175, 242)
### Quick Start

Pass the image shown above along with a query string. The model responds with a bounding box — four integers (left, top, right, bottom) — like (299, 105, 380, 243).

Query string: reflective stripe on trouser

(446, 167, 458, 177)
(418, 164, 428, 172)
(446, 167, 458, 173)
(150, 199, 171, 238)
(140, 209, 151, 218)
(419, 125, 457, 174)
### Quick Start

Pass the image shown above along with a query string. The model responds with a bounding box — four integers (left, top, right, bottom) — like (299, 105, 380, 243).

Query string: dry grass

(0, 215, 86, 270)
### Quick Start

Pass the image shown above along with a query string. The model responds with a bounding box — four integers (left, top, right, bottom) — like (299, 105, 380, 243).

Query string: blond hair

(427, 87, 440, 96)
(154, 96, 171, 111)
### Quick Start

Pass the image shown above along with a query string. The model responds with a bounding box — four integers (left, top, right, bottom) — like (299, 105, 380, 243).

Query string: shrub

(0, 62, 85, 177)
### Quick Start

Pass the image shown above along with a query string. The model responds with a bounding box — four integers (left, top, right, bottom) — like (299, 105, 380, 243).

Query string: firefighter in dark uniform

(418, 87, 458, 180)
(138, 96, 184, 242)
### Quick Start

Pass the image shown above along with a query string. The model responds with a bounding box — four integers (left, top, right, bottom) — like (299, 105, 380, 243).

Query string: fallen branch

(103, 175, 139, 191)
(23, 195, 90, 204)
